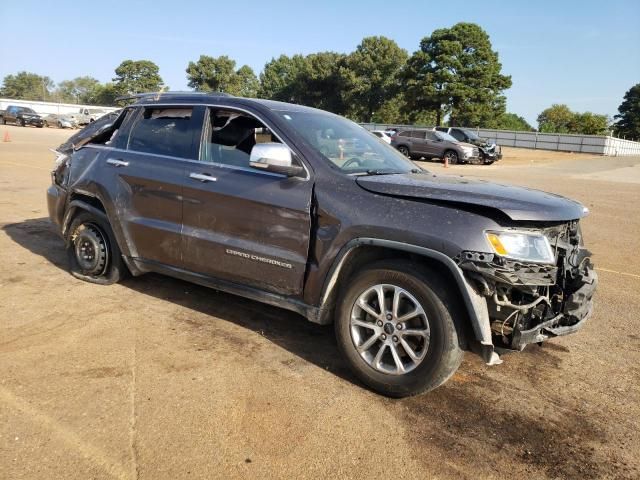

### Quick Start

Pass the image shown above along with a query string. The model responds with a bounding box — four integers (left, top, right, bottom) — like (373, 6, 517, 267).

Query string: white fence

(0, 98, 118, 117)
(361, 123, 640, 156)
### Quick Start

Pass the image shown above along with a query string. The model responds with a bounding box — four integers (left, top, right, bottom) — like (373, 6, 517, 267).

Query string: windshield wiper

(349, 168, 421, 176)
(363, 169, 406, 176)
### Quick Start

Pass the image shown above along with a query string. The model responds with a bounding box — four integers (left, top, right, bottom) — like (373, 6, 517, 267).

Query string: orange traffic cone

(2, 131, 10, 142)
(443, 156, 449, 168)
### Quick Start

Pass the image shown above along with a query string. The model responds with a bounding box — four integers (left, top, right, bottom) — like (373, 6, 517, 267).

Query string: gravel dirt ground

(1, 125, 639, 480)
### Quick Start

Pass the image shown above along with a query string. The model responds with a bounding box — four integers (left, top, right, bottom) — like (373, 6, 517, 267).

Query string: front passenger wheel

(443, 150, 458, 165)
(66, 211, 127, 285)
(335, 260, 465, 397)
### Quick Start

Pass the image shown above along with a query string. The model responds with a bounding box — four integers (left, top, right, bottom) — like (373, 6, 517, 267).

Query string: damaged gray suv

(47, 92, 597, 397)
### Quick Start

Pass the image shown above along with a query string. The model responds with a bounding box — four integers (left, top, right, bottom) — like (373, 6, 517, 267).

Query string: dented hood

(356, 172, 587, 222)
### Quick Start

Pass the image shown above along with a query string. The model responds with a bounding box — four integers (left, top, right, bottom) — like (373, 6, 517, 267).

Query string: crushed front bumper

(457, 227, 598, 360)
(512, 267, 598, 349)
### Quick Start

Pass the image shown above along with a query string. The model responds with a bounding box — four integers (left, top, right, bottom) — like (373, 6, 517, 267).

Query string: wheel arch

(62, 194, 142, 275)
(318, 238, 497, 363)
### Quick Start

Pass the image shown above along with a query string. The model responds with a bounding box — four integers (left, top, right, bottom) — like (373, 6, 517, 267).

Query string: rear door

(181, 107, 313, 296)
(409, 130, 428, 155)
(102, 105, 199, 267)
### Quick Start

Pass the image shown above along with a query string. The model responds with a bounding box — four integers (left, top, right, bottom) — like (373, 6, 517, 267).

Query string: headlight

(485, 231, 555, 264)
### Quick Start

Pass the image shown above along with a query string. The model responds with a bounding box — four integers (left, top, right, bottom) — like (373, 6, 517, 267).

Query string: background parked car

(76, 107, 108, 125)
(391, 129, 480, 164)
(435, 127, 502, 164)
(371, 130, 392, 144)
(43, 113, 79, 129)
(0, 105, 44, 127)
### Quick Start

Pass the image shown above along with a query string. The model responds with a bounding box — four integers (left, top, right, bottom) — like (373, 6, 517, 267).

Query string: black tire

(443, 150, 458, 165)
(66, 211, 127, 285)
(335, 260, 465, 397)
(19, 118, 25, 127)
(397, 145, 410, 157)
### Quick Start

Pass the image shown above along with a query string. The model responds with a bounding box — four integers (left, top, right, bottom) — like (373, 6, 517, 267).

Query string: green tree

(258, 52, 346, 112)
(614, 83, 640, 139)
(259, 54, 307, 101)
(495, 112, 534, 131)
(537, 104, 575, 133)
(297, 52, 347, 113)
(113, 60, 164, 95)
(573, 111, 609, 135)
(56, 76, 101, 104)
(402, 23, 511, 126)
(0, 71, 54, 100)
(186, 55, 259, 96)
(537, 104, 609, 134)
(341, 36, 408, 122)
(90, 83, 121, 106)
(234, 65, 260, 97)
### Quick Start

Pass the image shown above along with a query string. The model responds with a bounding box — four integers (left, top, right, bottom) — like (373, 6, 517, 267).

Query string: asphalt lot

(1, 125, 639, 480)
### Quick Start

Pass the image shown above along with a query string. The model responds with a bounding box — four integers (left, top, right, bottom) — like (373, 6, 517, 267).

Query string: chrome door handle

(106, 159, 129, 167)
(189, 172, 217, 182)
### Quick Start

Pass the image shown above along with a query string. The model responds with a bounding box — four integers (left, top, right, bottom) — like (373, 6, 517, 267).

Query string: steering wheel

(342, 157, 363, 169)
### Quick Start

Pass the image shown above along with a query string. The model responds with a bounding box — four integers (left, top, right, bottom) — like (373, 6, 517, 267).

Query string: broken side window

(127, 107, 195, 159)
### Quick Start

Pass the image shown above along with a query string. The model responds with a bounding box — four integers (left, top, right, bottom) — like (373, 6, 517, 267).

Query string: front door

(181, 107, 313, 296)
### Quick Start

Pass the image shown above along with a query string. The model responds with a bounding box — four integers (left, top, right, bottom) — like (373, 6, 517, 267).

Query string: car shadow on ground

(1, 217, 356, 385)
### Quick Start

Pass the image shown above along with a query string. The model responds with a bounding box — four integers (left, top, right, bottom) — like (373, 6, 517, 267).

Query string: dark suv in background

(391, 129, 480, 164)
(0, 105, 44, 127)
(435, 127, 502, 164)
(47, 92, 597, 397)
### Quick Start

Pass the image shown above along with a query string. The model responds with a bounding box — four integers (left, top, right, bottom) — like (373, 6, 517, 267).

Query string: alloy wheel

(350, 284, 430, 375)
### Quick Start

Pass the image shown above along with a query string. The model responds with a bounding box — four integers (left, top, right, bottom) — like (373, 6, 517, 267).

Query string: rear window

(127, 107, 195, 158)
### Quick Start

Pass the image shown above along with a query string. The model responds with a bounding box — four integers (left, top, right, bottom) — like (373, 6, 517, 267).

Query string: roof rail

(115, 91, 232, 102)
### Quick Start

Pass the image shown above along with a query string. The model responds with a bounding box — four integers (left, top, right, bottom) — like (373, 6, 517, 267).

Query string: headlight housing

(485, 231, 555, 264)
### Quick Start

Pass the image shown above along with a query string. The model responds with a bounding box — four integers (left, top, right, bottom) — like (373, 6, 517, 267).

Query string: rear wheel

(66, 211, 127, 285)
(19, 118, 25, 127)
(397, 145, 410, 157)
(443, 150, 458, 165)
(335, 260, 464, 397)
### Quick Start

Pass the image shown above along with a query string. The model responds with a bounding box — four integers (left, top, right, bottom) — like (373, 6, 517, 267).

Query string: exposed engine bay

(457, 221, 598, 351)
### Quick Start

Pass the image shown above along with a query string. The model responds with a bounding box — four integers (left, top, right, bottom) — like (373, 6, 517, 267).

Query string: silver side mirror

(249, 143, 303, 177)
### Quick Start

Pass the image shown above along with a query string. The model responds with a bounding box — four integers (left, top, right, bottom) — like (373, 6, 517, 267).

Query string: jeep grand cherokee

(47, 92, 597, 397)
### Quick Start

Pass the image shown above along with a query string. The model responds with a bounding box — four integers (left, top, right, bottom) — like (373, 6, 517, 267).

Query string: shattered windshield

(462, 129, 481, 140)
(278, 111, 417, 175)
(435, 131, 459, 143)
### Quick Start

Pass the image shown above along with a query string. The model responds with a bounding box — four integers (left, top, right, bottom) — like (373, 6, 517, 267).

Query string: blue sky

(1, 0, 638, 125)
